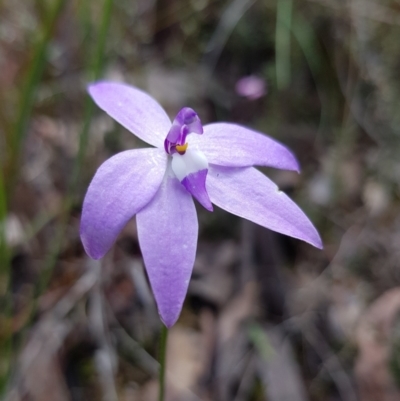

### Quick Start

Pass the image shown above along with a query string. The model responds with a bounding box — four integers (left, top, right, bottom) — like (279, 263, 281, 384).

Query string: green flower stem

(158, 325, 169, 401)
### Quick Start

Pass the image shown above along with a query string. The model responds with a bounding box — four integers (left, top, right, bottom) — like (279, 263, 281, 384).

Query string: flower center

(164, 108, 213, 211)
(175, 143, 188, 154)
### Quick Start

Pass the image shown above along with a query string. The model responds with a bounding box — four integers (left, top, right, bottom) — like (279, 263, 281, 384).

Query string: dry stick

(105, 297, 205, 401)
(240, 220, 256, 286)
(128, 259, 159, 331)
(89, 271, 118, 401)
(7, 261, 99, 399)
(257, 326, 308, 401)
(306, 0, 400, 25)
(104, 293, 159, 375)
(301, 322, 358, 401)
(202, 0, 257, 81)
(232, 353, 256, 401)
(112, 326, 159, 376)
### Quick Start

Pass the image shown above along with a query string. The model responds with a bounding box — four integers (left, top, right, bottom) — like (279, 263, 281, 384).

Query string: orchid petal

(190, 123, 300, 171)
(136, 173, 198, 327)
(207, 165, 322, 248)
(88, 82, 171, 148)
(80, 148, 167, 259)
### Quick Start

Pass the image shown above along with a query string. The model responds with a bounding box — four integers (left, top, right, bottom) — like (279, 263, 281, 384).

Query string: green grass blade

(0, 168, 11, 393)
(32, 0, 114, 316)
(0, 0, 67, 393)
(71, 0, 113, 192)
(291, 12, 330, 134)
(275, 0, 293, 90)
(12, 0, 113, 385)
(8, 0, 67, 191)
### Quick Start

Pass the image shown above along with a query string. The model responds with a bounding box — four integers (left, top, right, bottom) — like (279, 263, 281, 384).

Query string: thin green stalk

(275, 0, 293, 90)
(0, 169, 9, 293)
(8, 0, 67, 192)
(19, 0, 113, 351)
(40, 0, 112, 294)
(0, 2, 66, 392)
(158, 325, 169, 401)
(0, 168, 11, 394)
(291, 13, 329, 135)
(78, 0, 93, 53)
(70, 0, 113, 191)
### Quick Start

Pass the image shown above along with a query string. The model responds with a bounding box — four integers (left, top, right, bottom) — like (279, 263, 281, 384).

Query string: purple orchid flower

(80, 81, 322, 327)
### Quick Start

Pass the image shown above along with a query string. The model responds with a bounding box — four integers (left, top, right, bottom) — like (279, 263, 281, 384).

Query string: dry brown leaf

(355, 287, 400, 401)
(218, 282, 258, 343)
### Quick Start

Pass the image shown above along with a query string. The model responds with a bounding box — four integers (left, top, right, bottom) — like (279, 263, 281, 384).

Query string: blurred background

(1, 0, 400, 400)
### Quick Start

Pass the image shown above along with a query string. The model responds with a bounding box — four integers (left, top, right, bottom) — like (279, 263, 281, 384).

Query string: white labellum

(171, 149, 209, 181)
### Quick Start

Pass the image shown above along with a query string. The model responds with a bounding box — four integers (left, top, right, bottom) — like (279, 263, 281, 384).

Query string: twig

(6, 260, 99, 400)
(300, 323, 358, 401)
(202, 0, 257, 80)
(89, 267, 118, 401)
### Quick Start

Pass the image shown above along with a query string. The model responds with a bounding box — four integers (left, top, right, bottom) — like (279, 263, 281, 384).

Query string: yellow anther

(176, 143, 188, 154)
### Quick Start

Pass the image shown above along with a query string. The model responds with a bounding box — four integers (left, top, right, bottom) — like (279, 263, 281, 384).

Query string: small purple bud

(235, 75, 267, 100)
